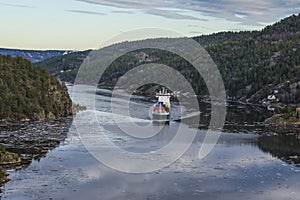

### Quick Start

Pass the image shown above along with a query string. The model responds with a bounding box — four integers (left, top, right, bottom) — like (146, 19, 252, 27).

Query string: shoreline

(0, 116, 74, 184)
(265, 113, 300, 134)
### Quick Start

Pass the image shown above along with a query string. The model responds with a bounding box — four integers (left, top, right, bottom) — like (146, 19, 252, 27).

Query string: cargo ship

(152, 88, 172, 122)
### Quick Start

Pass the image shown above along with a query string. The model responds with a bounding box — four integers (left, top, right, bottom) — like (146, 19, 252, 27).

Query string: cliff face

(0, 54, 73, 121)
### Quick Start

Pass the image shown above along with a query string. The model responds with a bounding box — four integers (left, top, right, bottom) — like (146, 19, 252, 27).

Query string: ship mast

(155, 88, 172, 108)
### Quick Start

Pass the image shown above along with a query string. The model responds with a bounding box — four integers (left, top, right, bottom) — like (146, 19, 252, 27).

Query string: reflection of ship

(152, 88, 172, 122)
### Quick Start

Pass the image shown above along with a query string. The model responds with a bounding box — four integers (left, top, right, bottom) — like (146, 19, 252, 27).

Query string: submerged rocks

(72, 103, 87, 113)
(0, 117, 73, 164)
(0, 117, 73, 183)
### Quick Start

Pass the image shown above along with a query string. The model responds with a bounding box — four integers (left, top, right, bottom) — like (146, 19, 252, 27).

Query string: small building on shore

(267, 94, 277, 101)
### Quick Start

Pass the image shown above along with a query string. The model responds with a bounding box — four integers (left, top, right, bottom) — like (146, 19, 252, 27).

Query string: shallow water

(1, 85, 300, 200)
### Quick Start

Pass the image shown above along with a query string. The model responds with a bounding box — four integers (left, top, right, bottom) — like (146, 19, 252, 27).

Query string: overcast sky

(0, 0, 299, 50)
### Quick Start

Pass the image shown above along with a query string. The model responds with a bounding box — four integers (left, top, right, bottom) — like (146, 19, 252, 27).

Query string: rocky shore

(0, 145, 21, 183)
(0, 117, 73, 183)
(265, 113, 300, 134)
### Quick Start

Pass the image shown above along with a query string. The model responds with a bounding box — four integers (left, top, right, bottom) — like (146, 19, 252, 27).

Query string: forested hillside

(194, 14, 300, 102)
(36, 50, 91, 82)
(0, 55, 73, 121)
(38, 14, 300, 104)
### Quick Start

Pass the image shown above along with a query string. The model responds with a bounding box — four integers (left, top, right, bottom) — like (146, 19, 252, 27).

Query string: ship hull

(152, 112, 170, 122)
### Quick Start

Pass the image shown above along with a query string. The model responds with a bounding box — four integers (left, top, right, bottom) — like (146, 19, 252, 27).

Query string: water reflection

(257, 134, 300, 166)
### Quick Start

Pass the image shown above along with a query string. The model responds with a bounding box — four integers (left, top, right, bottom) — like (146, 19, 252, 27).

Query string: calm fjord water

(1, 85, 300, 200)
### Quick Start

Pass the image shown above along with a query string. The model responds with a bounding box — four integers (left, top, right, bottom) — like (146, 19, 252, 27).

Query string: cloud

(111, 10, 136, 14)
(188, 24, 199, 27)
(145, 9, 201, 20)
(0, 2, 32, 8)
(76, 0, 300, 25)
(234, 13, 247, 19)
(189, 31, 203, 34)
(68, 9, 106, 16)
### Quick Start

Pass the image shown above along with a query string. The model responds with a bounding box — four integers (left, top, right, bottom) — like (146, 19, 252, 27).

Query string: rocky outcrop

(0, 145, 21, 183)
(265, 113, 300, 134)
(0, 117, 73, 184)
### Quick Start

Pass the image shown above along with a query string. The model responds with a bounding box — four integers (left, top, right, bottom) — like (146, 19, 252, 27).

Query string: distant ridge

(35, 14, 300, 104)
(0, 48, 74, 63)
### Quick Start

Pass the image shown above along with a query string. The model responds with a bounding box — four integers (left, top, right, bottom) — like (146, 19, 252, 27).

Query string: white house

(267, 94, 276, 100)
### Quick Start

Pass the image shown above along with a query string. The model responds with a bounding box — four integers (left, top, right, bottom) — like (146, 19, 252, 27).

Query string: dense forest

(37, 14, 300, 104)
(0, 55, 73, 121)
(194, 14, 300, 102)
(36, 50, 91, 82)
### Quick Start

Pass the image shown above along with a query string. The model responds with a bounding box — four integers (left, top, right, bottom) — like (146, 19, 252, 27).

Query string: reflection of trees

(257, 134, 300, 166)
(0, 117, 73, 167)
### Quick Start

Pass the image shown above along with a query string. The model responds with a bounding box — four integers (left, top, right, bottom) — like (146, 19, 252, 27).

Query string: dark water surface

(1, 85, 300, 200)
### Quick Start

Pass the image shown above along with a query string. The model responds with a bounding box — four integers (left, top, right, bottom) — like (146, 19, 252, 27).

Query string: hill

(38, 14, 300, 105)
(0, 48, 73, 63)
(36, 50, 91, 82)
(193, 14, 300, 103)
(0, 54, 73, 121)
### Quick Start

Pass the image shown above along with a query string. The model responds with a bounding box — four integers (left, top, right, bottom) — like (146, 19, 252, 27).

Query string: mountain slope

(196, 14, 300, 102)
(0, 54, 73, 121)
(263, 14, 300, 34)
(0, 48, 73, 63)
(36, 50, 91, 82)
(37, 14, 300, 104)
